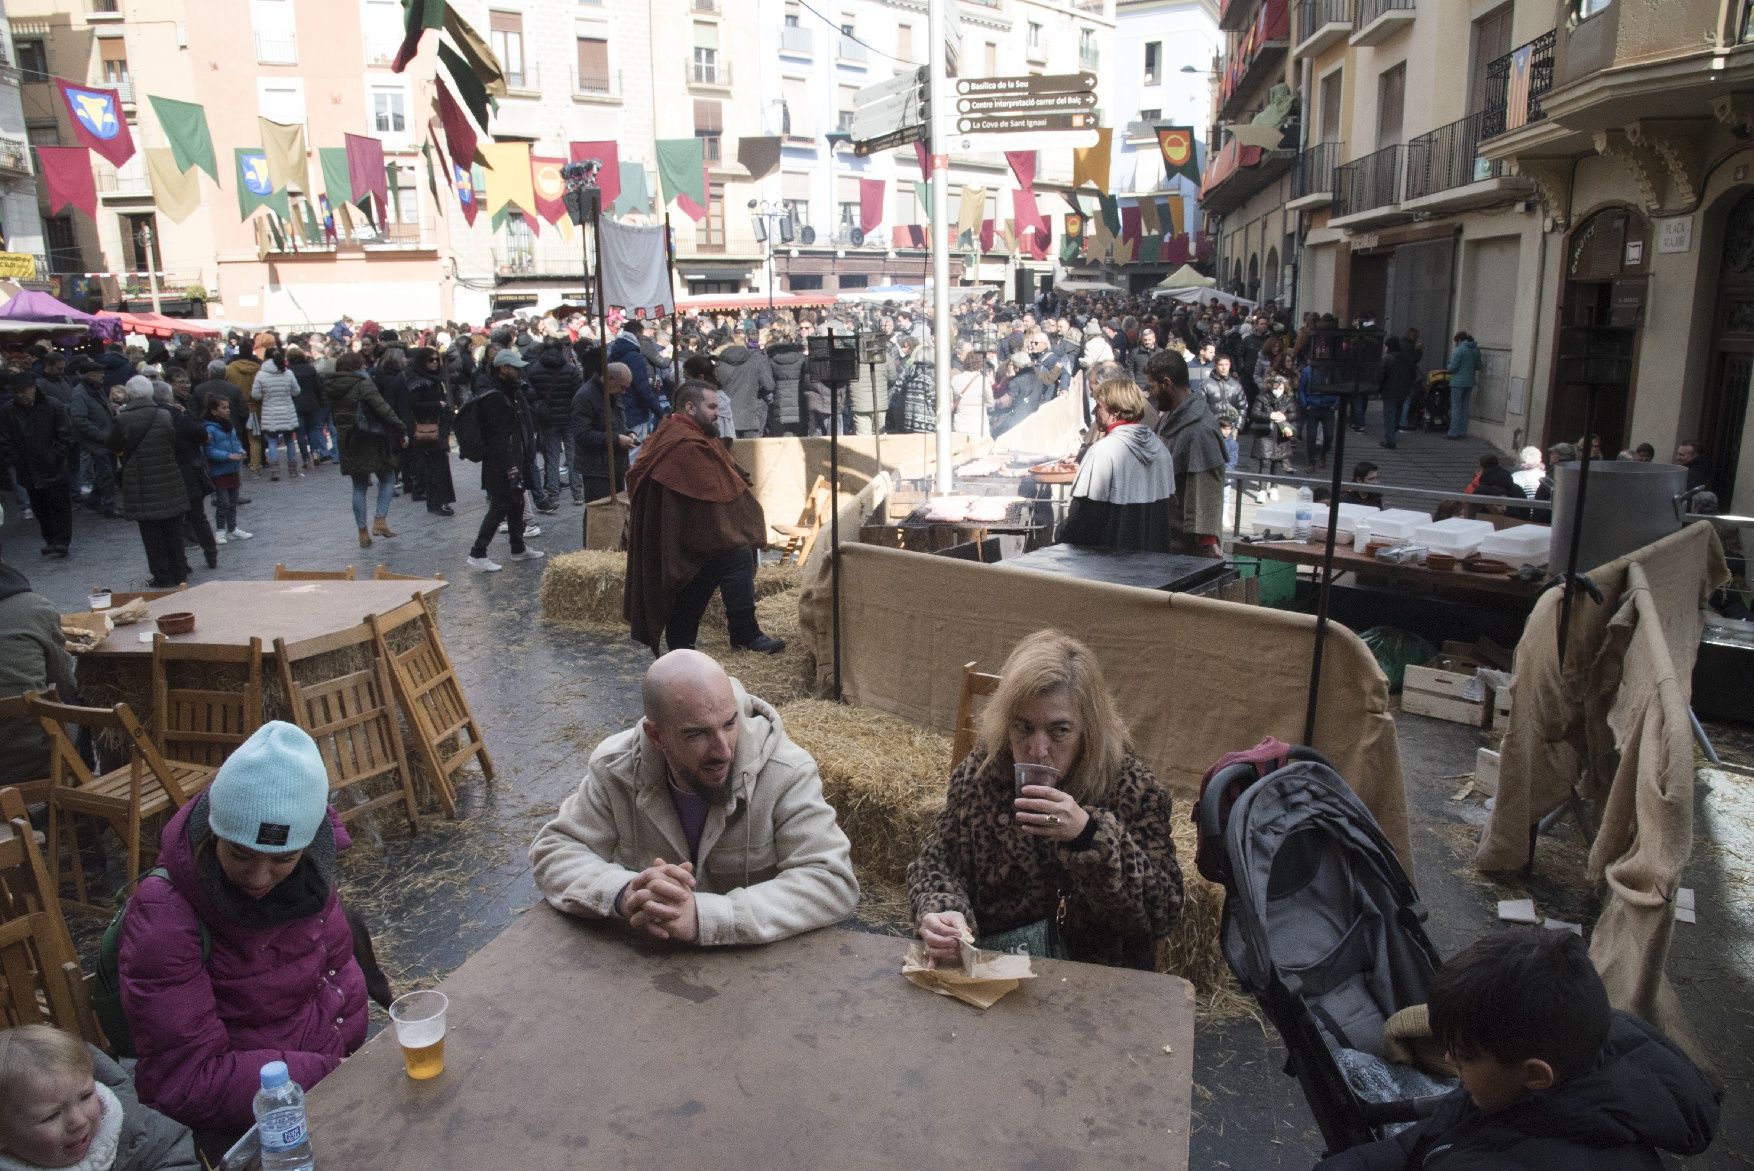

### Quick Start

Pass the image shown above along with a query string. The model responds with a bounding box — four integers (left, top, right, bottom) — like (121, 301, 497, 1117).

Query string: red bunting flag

(673, 163, 710, 222)
(530, 155, 568, 225)
(859, 177, 885, 234)
(55, 79, 134, 168)
(567, 141, 621, 212)
(435, 79, 478, 180)
(1005, 150, 1035, 191)
(38, 146, 97, 220)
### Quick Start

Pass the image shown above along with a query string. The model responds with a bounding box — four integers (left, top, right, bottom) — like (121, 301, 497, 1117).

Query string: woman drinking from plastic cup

(907, 630, 1184, 969)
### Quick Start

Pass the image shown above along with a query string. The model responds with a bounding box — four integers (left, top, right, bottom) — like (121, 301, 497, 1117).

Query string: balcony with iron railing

(1479, 30, 1554, 143)
(1216, 0, 1290, 123)
(94, 168, 151, 196)
(1403, 110, 1531, 212)
(492, 245, 587, 279)
(1199, 131, 1296, 216)
(1294, 0, 1352, 59)
(1332, 143, 1402, 224)
(1219, 0, 1257, 33)
(1287, 140, 1342, 210)
(254, 32, 298, 65)
(87, 0, 122, 17)
(0, 135, 30, 175)
(573, 67, 619, 99)
(690, 57, 731, 86)
(780, 24, 814, 55)
(365, 33, 401, 67)
(1351, 0, 1415, 47)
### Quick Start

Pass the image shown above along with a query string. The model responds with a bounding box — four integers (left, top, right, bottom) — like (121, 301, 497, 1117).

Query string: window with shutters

(491, 11, 526, 88)
(576, 36, 609, 94)
(99, 38, 130, 93)
(782, 171, 812, 228)
(699, 181, 726, 250)
(693, 23, 720, 84)
(121, 213, 160, 273)
(837, 85, 857, 133)
(373, 87, 407, 136)
(1319, 69, 1342, 144)
(1376, 64, 1405, 149)
(1467, 6, 1512, 115)
(44, 215, 80, 273)
(694, 99, 722, 164)
(15, 39, 47, 82)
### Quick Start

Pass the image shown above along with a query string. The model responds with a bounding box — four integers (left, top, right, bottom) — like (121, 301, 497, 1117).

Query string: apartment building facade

(0, 0, 44, 271)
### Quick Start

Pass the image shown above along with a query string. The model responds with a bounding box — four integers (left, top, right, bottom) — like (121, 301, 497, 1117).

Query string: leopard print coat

(906, 743, 1184, 970)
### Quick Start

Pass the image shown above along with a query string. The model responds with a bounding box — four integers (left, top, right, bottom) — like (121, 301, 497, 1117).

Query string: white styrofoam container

(1358, 508, 1431, 546)
(1251, 502, 1331, 536)
(1478, 524, 1550, 566)
(1329, 503, 1377, 536)
(1415, 517, 1496, 558)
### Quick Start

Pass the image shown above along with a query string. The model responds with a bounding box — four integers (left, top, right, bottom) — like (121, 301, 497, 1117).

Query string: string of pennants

(34, 1, 1208, 267)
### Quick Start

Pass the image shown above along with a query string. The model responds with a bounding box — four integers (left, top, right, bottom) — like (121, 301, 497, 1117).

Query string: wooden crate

(1403, 658, 1489, 726)
(1475, 747, 1500, 795)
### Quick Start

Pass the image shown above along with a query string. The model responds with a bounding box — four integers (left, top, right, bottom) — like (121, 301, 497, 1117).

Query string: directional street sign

(851, 90, 929, 139)
(956, 91, 1096, 115)
(954, 72, 1097, 97)
(853, 124, 927, 157)
(856, 66, 928, 108)
(956, 111, 1097, 134)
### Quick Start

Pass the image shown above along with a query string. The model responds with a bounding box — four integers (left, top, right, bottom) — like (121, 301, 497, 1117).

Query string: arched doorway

(1231, 260, 1243, 292)
(1548, 206, 1650, 454)
(1702, 190, 1754, 507)
(1265, 247, 1280, 306)
(1247, 253, 1260, 303)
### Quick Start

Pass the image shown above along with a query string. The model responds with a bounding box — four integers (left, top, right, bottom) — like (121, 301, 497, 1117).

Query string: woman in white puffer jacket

(251, 348, 302, 481)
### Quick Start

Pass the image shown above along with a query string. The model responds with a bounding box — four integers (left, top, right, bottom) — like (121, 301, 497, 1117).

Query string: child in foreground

(0, 1025, 197, 1171)
(1318, 928, 1719, 1170)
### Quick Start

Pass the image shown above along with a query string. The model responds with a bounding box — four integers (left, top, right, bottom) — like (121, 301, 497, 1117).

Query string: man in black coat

(569, 361, 633, 512)
(0, 372, 76, 557)
(466, 351, 547, 572)
(715, 333, 775, 439)
(525, 336, 583, 507)
(67, 357, 120, 516)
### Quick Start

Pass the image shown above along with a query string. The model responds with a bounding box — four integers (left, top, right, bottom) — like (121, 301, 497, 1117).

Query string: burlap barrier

(730, 434, 977, 538)
(799, 541, 1412, 868)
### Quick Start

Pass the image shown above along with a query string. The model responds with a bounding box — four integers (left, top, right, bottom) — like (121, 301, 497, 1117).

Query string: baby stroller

(1196, 749, 1452, 1157)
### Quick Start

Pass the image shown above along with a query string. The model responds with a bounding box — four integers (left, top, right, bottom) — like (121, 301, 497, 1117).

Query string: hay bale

(777, 699, 949, 889)
(1157, 815, 1249, 1018)
(701, 588, 817, 707)
(540, 551, 802, 630)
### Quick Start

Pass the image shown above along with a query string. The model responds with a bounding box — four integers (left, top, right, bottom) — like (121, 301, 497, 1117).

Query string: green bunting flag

(393, 0, 445, 71)
(148, 95, 217, 181)
(437, 42, 496, 129)
(654, 138, 705, 207)
(318, 147, 355, 208)
(234, 147, 289, 220)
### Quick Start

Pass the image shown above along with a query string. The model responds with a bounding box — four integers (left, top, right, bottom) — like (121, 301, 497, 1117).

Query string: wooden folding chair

(275, 565, 357, 581)
(0, 786, 106, 1047)
(771, 476, 833, 565)
(368, 595, 494, 818)
(952, 660, 1002, 769)
(109, 584, 188, 607)
(275, 624, 420, 831)
(0, 687, 60, 805)
(373, 566, 446, 582)
(151, 636, 264, 769)
(27, 694, 217, 915)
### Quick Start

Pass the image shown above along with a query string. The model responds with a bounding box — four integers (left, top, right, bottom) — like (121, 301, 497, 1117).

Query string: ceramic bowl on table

(155, 611, 196, 636)
(1425, 553, 1457, 572)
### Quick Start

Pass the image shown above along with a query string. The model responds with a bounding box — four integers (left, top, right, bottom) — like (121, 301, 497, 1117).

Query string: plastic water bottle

(254, 1061, 315, 1171)
(1294, 486, 1313, 541)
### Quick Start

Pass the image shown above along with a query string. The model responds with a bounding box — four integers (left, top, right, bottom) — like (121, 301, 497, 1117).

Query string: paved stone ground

(4, 445, 1748, 1169)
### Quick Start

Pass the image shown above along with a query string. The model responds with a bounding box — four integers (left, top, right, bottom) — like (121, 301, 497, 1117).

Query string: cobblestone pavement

(5, 444, 1746, 1169)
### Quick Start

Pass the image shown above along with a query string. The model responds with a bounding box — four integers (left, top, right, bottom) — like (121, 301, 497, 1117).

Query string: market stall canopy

(0, 289, 122, 341)
(189, 317, 266, 335)
(1162, 287, 1256, 310)
(674, 291, 838, 312)
(1055, 277, 1124, 293)
(1153, 265, 1214, 291)
(0, 319, 88, 338)
(99, 310, 222, 339)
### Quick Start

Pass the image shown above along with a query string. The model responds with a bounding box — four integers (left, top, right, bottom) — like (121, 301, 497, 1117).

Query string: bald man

(530, 651, 858, 945)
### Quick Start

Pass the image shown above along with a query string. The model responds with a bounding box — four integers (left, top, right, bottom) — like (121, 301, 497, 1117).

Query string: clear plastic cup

(1014, 762, 1060, 795)
(388, 990, 448, 1080)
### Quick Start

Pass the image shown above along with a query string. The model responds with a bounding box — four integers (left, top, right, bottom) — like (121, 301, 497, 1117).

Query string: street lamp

(749, 199, 793, 308)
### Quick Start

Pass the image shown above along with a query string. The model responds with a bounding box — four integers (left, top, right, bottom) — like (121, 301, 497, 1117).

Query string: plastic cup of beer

(1014, 762, 1060, 795)
(388, 990, 448, 1080)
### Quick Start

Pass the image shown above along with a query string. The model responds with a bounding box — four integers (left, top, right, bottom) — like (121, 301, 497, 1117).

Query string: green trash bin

(1231, 554, 1299, 609)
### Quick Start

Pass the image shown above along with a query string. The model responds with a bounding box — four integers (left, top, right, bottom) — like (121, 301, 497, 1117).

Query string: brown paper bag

(901, 941, 1036, 1009)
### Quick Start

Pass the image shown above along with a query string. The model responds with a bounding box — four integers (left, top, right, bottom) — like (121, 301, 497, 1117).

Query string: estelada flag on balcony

(1156, 126, 1200, 185)
(147, 95, 217, 181)
(37, 146, 96, 221)
(55, 79, 134, 169)
(530, 155, 568, 226)
(145, 147, 200, 225)
(1505, 43, 1535, 133)
(234, 148, 290, 221)
(568, 141, 621, 211)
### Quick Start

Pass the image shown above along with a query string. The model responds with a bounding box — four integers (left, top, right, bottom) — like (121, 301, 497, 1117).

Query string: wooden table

(1004, 545, 1236, 594)
(1246, 540, 1545, 606)
(81, 579, 445, 657)
(304, 907, 1196, 1171)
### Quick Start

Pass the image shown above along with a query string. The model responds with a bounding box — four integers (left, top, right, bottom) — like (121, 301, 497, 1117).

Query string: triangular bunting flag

(531, 154, 567, 225)
(437, 43, 494, 129)
(442, 6, 507, 95)
(1138, 196, 1161, 236)
(674, 163, 710, 222)
(612, 161, 649, 217)
(1072, 128, 1112, 192)
(655, 138, 706, 208)
(258, 118, 307, 193)
(145, 146, 200, 224)
(56, 79, 133, 168)
(38, 146, 97, 220)
(344, 133, 388, 225)
(435, 81, 479, 194)
(480, 141, 536, 220)
(453, 162, 478, 226)
(1156, 126, 1201, 185)
(568, 141, 621, 209)
(956, 185, 985, 240)
(737, 136, 782, 181)
(393, 0, 445, 72)
(147, 95, 217, 181)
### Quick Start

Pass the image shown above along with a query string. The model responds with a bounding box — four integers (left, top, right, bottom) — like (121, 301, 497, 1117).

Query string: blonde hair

(1092, 368, 1147, 422)
(0, 1026, 93, 1106)
(974, 629, 1131, 803)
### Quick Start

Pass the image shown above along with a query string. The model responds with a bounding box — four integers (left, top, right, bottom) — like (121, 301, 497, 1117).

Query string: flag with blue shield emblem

(54, 79, 135, 168)
(234, 148, 290, 220)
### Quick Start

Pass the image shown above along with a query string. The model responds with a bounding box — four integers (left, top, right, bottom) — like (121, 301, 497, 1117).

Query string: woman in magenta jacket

(118, 722, 367, 1149)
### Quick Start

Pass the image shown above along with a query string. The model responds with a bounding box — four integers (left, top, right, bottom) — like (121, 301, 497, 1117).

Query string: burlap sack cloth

(798, 506, 1412, 869)
(1477, 522, 1727, 1066)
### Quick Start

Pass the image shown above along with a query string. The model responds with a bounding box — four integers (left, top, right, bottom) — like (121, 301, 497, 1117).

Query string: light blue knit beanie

(207, 721, 329, 853)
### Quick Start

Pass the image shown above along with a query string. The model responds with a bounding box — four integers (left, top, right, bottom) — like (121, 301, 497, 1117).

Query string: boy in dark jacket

(1318, 928, 1718, 1171)
(466, 351, 547, 572)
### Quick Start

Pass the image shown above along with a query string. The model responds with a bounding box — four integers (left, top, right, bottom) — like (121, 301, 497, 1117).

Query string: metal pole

(142, 224, 162, 314)
(829, 329, 843, 702)
(928, 0, 952, 495)
(590, 194, 616, 499)
(1554, 385, 1599, 668)
(1301, 392, 1349, 747)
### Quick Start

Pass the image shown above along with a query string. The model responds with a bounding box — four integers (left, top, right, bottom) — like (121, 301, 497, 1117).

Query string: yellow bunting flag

(480, 141, 536, 220)
(956, 185, 986, 240)
(258, 118, 307, 193)
(1072, 128, 1113, 193)
(145, 147, 201, 224)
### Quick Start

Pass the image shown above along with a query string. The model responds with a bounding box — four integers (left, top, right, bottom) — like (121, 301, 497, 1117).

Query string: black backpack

(453, 388, 499, 462)
(93, 868, 208, 1059)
